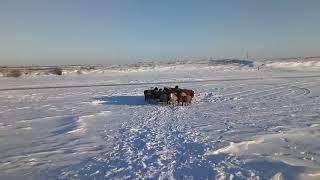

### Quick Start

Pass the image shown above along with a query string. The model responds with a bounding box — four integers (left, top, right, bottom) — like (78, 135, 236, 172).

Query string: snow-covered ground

(0, 60, 320, 179)
(265, 57, 320, 72)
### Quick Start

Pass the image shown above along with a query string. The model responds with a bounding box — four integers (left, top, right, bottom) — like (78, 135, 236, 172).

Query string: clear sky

(1, 0, 320, 65)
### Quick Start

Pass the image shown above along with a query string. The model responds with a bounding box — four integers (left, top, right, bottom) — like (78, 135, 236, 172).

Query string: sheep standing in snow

(159, 93, 169, 105)
(182, 89, 194, 98)
(169, 92, 178, 106)
(185, 95, 192, 105)
(178, 91, 187, 106)
(144, 86, 194, 106)
(144, 90, 154, 102)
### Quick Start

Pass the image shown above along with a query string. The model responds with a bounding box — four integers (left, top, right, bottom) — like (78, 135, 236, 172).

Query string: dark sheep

(144, 90, 154, 102)
(159, 93, 168, 105)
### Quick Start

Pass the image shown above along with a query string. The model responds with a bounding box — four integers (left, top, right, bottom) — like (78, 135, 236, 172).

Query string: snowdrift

(206, 125, 320, 180)
(0, 60, 255, 78)
(266, 57, 320, 71)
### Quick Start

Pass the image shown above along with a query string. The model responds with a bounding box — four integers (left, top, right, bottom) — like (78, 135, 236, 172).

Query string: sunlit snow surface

(0, 62, 320, 179)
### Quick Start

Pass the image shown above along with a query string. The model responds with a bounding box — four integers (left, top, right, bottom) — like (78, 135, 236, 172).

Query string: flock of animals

(144, 86, 194, 106)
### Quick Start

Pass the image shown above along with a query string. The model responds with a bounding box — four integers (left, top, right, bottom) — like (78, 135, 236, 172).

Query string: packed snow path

(1, 67, 320, 179)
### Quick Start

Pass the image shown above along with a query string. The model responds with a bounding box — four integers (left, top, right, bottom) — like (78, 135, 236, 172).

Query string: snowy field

(1, 60, 320, 179)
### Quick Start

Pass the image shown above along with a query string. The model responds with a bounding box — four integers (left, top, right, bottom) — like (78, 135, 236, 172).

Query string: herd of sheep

(144, 86, 194, 106)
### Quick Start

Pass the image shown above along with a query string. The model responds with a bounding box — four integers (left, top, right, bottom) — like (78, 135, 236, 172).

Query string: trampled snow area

(1, 61, 320, 179)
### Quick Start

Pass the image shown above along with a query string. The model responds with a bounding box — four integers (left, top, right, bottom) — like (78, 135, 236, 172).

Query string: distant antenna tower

(246, 51, 249, 59)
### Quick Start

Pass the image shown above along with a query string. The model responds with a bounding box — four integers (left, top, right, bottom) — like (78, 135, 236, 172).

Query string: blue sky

(1, 0, 320, 65)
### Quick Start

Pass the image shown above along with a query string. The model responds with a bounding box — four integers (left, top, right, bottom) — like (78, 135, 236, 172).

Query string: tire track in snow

(198, 81, 313, 106)
(194, 80, 317, 138)
(244, 83, 313, 104)
(224, 81, 313, 98)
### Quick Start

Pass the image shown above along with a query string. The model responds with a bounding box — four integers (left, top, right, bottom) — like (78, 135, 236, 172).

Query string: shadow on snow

(94, 95, 146, 106)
